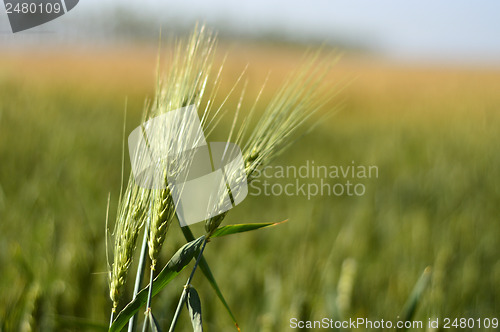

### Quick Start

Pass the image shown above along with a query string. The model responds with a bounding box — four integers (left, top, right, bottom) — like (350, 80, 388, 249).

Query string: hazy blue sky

(2, 0, 500, 64)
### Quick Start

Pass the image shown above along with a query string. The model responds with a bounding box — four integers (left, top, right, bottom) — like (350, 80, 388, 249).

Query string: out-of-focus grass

(0, 45, 499, 331)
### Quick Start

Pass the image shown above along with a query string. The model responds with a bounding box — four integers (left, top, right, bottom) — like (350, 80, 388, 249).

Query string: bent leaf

(187, 287, 203, 332)
(109, 236, 205, 332)
(149, 312, 162, 332)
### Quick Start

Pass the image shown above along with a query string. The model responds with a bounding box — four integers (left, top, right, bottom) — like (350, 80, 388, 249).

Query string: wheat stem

(109, 308, 115, 328)
(141, 266, 155, 332)
(128, 221, 149, 332)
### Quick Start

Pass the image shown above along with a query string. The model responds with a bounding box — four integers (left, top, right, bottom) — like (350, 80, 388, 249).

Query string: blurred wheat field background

(0, 44, 499, 331)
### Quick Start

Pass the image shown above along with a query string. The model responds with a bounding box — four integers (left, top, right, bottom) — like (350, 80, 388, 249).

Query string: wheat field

(0, 43, 499, 331)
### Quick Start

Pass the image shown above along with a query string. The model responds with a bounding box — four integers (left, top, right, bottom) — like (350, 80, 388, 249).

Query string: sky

(2, 0, 500, 64)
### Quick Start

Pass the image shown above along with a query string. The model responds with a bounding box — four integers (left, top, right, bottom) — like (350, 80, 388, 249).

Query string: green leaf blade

(398, 266, 432, 331)
(210, 220, 287, 238)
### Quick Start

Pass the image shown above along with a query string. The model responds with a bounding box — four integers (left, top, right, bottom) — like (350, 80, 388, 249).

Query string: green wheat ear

(145, 25, 219, 264)
(148, 184, 174, 270)
(242, 51, 342, 180)
(109, 24, 223, 312)
(109, 177, 149, 311)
